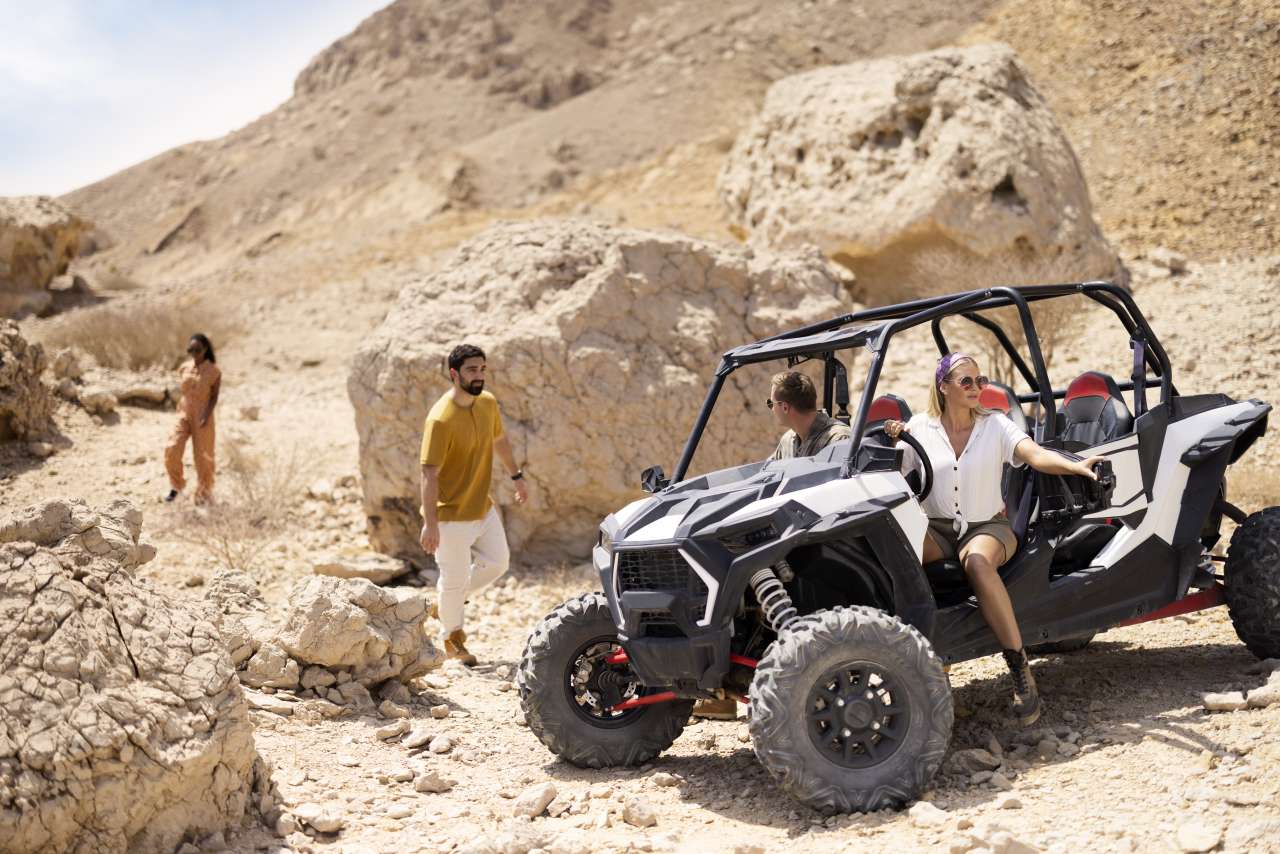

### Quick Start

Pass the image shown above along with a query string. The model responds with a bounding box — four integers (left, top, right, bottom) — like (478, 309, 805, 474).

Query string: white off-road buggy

(518, 283, 1278, 812)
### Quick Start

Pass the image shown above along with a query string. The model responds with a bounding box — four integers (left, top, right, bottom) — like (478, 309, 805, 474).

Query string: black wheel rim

(805, 660, 910, 769)
(563, 636, 646, 728)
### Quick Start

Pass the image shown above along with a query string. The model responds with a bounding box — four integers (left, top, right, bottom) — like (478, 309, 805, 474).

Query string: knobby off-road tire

(1029, 634, 1096, 655)
(517, 592, 695, 768)
(1225, 507, 1280, 660)
(748, 606, 953, 813)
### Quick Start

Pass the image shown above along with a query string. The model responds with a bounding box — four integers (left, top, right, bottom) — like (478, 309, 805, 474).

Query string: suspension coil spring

(750, 567, 798, 633)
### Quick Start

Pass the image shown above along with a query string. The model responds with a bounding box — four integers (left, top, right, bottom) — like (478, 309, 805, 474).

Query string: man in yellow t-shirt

(420, 344, 528, 665)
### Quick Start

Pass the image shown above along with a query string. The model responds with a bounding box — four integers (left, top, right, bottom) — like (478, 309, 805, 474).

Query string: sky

(0, 0, 387, 196)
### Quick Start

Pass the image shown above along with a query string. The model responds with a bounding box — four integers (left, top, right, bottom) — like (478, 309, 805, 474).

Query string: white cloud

(0, 0, 386, 196)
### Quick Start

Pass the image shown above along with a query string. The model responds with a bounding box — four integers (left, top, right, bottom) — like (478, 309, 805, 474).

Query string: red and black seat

(979, 381, 1029, 433)
(1060, 371, 1133, 446)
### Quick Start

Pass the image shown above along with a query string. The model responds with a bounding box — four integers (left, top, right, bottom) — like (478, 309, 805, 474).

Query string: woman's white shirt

(899, 413, 1031, 536)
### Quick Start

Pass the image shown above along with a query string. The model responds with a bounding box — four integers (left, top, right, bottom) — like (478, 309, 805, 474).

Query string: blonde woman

(884, 352, 1102, 726)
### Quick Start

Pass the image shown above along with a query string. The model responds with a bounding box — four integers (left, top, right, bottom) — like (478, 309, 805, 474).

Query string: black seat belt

(1130, 336, 1148, 418)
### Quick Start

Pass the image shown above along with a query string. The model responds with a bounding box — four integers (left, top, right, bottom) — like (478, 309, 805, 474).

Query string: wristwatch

(511, 470, 524, 481)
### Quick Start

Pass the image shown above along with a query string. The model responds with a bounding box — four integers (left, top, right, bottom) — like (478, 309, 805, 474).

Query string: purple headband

(936, 352, 972, 386)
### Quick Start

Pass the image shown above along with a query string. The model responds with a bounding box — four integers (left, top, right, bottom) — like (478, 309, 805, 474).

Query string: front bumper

(594, 541, 732, 694)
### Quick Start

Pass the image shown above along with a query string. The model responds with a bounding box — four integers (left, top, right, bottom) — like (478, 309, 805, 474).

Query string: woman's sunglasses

(947, 375, 990, 390)
(765, 398, 776, 409)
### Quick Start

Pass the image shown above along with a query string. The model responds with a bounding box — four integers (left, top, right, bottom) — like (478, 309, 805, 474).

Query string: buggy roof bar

(673, 282, 1174, 483)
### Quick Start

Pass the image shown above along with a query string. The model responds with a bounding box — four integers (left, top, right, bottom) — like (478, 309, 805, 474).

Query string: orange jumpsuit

(165, 360, 221, 501)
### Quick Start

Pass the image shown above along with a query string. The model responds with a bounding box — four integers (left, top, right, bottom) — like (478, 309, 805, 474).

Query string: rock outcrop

(719, 43, 1126, 299)
(0, 197, 90, 318)
(206, 572, 439, 695)
(0, 499, 274, 854)
(274, 576, 438, 686)
(349, 219, 848, 561)
(0, 320, 55, 440)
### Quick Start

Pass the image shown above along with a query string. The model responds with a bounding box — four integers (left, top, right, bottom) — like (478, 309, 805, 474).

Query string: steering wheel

(865, 425, 933, 502)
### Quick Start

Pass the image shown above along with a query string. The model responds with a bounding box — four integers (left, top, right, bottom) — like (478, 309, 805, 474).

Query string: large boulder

(0, 320, 55, 440)
(273, 575, 439, 685)
(348, 219, 849, 561)
(719, 43, 1126, 299)
(0, 499, 275, 854)
(0, 197, 90, 318)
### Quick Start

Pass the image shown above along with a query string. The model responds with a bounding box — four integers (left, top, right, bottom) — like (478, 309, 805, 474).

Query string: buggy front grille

(616, 548, 708, 596)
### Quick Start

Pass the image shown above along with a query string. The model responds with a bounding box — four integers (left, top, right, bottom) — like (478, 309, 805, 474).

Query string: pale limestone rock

(719, 43, 1126, 299)
(404, 725, 433, 749)
(513, 782, 557, 818)
(1246, 671, 1280, 708)
(0, 320, 54, 439)
(0, 499, 273, 853)
(1176, 820, 1222, 853)
(292, 802, 345, 834)
(50, 348, 84, 380)
(947, 747, 1002, 774)
(414, 769, 455, 793)
(78, 385, 118, 416)
(246, 692, 295, 716)
(273, 575, 439, 685)
(349, 219, 848, 561)
(909, 801, 949, 828)
(1202, 691, 1248, 712)
(622, 797, 658, 828)
(0, 196, 90, 318)
(241, 642, 300, 689)
(375, 719, 410, 740)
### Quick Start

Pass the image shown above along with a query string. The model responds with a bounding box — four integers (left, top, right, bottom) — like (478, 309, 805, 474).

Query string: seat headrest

(979, 384, 1014, 413)
(867, 394, 911, 423)
(1065, 371, 1123, 405)
(980, 380, 1028, 432)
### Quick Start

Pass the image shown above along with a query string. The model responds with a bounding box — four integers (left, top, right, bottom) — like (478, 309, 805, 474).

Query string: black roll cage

(671, 282, 1175, 483)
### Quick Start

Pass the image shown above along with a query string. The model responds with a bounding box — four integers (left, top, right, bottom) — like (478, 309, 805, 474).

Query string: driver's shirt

(898, 413, 1030, 537)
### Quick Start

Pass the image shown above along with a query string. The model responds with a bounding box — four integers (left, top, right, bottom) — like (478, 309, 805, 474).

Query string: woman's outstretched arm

(1013, 439, 1103, 480)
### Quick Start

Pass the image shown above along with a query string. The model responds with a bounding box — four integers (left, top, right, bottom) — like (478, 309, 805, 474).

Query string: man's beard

(463, 379, 484, 396)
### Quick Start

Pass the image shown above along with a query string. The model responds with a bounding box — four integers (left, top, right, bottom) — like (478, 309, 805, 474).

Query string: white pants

(435, 507, 510, 633)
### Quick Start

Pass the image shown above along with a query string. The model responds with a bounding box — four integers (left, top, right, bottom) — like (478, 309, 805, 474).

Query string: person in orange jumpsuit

(164, 333, 221, 504)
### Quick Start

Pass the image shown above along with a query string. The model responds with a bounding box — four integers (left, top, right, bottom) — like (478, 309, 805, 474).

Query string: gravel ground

(218, 569, 1280, 854)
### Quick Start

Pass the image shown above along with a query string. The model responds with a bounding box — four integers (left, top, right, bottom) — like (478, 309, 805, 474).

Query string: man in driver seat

(768, 370, 851, 460)
(695, 371, 852, 721)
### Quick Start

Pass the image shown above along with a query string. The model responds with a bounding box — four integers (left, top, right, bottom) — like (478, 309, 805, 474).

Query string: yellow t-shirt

(419, 390, 505, 522)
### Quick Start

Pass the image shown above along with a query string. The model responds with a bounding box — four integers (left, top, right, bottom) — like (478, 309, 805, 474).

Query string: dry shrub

(168, 440, 309, 573)
(884, 245, 1098, 384)
(37, 296, 239, 370)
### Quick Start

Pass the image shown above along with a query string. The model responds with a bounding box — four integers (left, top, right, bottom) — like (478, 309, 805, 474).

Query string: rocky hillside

(59, 0, 994, 283)
(967, 0, 1279, 258)
(59, 0, 1278, 293)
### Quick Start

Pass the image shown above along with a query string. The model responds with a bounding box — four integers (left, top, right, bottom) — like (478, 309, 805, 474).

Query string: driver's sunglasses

(948, 375, 990, 390)
(765, 398, 776, 409)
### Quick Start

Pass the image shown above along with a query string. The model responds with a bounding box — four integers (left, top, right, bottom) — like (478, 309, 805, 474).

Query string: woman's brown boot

(1002, 647, 1042, 726)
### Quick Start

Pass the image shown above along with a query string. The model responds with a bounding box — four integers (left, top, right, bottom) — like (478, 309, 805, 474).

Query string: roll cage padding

(1061, 371, 1133, 446)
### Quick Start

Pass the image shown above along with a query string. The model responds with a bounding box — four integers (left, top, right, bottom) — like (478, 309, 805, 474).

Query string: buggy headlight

(598, 527, 614, 553)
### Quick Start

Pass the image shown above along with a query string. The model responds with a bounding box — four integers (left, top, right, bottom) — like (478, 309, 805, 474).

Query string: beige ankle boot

(444, 629, 477, 667)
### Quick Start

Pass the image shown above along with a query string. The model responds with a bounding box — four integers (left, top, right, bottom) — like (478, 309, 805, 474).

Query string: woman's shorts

(927, 516, 1018, 564)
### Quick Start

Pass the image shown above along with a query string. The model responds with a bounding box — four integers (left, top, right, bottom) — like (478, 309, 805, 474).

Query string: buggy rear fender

(1180, 399, 1271, 466)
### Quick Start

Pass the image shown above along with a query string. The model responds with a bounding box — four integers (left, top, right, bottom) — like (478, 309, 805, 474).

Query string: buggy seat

(1060, 371, 1132, 446)
(980, 381, 1029, 433)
